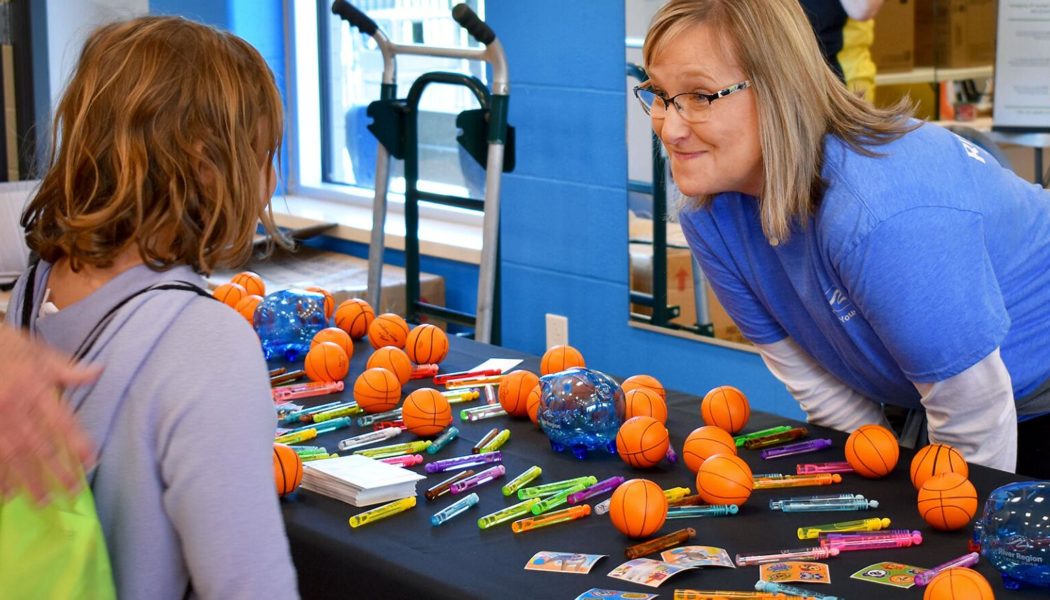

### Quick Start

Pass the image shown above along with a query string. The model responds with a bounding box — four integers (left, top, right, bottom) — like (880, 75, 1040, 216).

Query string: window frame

(282, 0, 486, 235)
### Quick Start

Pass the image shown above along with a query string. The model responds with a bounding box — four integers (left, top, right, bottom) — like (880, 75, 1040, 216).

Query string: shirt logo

(957, 136, 986, 164)
(825, 287, 857, 324)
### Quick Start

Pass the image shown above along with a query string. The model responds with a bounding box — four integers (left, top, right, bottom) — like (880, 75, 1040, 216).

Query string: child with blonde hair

(8, 16, 298, 598)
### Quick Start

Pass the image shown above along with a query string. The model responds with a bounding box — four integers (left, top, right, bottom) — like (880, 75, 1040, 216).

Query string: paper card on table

(759, 561, 831, 584)
(472, 358, 522, 373)
(660, 545, 735, 568)
(850, 561, 924, 589)
(574, 589, 657, 600)
(524, 551, 606, 575)
(607, 558, 697, 588)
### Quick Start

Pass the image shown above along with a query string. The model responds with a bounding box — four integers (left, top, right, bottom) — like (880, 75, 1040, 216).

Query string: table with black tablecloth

(279, 336, 1041, 599)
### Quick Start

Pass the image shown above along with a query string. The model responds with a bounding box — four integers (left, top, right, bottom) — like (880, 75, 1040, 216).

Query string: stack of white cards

(301, 454, 425, 507)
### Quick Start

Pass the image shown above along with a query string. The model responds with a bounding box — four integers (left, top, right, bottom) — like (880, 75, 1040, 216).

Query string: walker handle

(452, 3, 495, 46)
(331, 0, 377, 37)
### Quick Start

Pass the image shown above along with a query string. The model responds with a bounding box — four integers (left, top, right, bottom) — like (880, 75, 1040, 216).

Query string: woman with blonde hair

(7, 16, 298, 598)
(635, 0, 1050, 477)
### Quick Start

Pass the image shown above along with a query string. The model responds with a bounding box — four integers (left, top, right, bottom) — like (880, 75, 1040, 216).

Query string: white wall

(45, 0, 148, 111)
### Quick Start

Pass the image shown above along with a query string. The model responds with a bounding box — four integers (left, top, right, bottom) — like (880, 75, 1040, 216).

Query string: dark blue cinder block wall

(148, 0, 800, 419)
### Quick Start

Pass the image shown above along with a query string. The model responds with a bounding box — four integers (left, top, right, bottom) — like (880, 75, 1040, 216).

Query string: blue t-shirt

(681, 122, 1050, 411)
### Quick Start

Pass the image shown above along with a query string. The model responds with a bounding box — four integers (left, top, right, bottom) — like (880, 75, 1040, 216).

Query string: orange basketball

(273, 443, 303, 497)
(405, 324, 449, 364)
(700, 385, 750, 434)
(311, 327, 354, 361)
(616, 416, 670, 469)
(304, 286, 334, 319)
(366, 346, 413, 385)
(234, 294, 262, 324)
(304, 341, 350, 383)
(526, 385, 543, 425)
(621, 374, 666, 400)
(402, 388, 452, 437)
(910, 443, 969, 490)
(213, 281, 247, 308)
(609, 478, 667, 538)
(918, 473, 978, 531)
(922, 567, 994, 600)
(696, 453, 753, 506)
(682, 426, 737, 473)
(353, 367, 402, 413)
(624, 388, 668, 424)
(368, 313, 410, 349)
(231, 271, 265, 297)
(498, 370, 540, 418)
(334, 298, 375, 339)
(540, 344, 586, 376)
(845, 424, 900, 478)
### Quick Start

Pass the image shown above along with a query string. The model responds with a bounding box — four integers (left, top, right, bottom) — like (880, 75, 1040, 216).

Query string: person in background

(634, 0, 1050, 477)
(799, 0, 884, 101)
(7, 16, 298, 598)
(0, 324, 99, 502)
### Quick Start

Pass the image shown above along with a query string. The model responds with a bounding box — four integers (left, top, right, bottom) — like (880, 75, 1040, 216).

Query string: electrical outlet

(545, 313, 569, 349)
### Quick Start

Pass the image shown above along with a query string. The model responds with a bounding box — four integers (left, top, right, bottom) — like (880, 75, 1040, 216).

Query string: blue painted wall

(149, 0, 802, 420)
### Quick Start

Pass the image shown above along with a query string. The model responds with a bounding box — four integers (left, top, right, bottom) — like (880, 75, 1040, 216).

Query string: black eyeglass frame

(633, 80, 751, 121)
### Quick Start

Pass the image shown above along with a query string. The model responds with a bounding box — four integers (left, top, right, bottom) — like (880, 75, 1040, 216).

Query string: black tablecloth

(279, 337, 1042, 599)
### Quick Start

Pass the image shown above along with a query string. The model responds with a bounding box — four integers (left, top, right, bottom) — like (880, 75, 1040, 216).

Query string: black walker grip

(331, 1, 378, 36)
(452, 4, 496, 45)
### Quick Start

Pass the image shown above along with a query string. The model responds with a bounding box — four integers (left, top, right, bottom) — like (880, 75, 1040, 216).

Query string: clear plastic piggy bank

(975, 480, 1050, 589)
(254, 289, 327, 361)
(537, 367, 625, 459)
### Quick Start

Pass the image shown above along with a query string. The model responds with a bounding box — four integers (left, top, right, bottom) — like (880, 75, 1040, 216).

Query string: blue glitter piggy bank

(254, 289, 327, 361)
(975, 480, 1050, 589)
(537, 367, 625, 459)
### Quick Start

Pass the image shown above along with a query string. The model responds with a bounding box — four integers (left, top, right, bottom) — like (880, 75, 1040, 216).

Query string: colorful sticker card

(850, 561, 925, 589)
(574, 589, 657, 600)
(524, 551, 606, 575)
(759, 561, 831, 584)
(660, 545, 735, 568)
(607, 558, 698, 588)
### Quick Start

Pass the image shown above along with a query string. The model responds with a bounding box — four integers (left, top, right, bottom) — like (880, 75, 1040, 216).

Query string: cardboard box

(872, 0, 916, 73)
(629, 242, 699, 330)
(915, 0, 998, 68)
(209, 247, 446, 326)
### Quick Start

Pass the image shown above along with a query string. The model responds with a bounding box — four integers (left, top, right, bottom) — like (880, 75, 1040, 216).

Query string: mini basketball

(353, 367, 402, 413)
(620, 374, 666, 401)
(405, 324, 449, 364)
(616, 416, 670, 469)
(624, 388, 668, 424)
(230, 271, 265, 297)
(334, 298, 375, 339)
(311, 327, 354, 361)
(212, 281, 247, 308)
(918, 473, 978, 531)
(498, 370, 540, 418)
(845, 424, 900, 478)
(682, 426, 737, 473)
(540, 344, 586, 376)
(402, 388, 452, 437)
(234, 294, 262, 324)
(923, 568, 994, 600)
(700, 385, 750, 434)
(368, 313, 410, 349)
(304, 341, 349, 383)
(526, 385, 542, 425)
(696, 453, 753, 506)
(366, 346, 413, 385)
(273, 443, 303, 497)
(304, 286, 334, 319)
(910, 443, 969, 490)
(609, 478, 667, 538)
